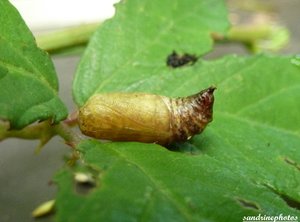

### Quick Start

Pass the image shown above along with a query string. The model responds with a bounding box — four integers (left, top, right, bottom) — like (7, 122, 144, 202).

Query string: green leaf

(0, 0, 67, 129)
(73, 0, 229, 106)
(55, 55, 300, 221)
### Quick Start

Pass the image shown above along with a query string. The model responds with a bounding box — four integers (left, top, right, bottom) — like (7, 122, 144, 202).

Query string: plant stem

(35, 22, 287, 54)
(0, 119, 81, 150)
(35, 23, 100, 52)
(227, 25, 272, 42)
(213, 24, 271, 40)
(212, 24, 289, 52)
(54, 122, 81, 149)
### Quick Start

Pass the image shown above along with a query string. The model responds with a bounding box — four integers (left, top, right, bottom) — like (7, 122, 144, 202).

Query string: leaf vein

(236, 84, 300, 115)
(216, 111, 300, 137)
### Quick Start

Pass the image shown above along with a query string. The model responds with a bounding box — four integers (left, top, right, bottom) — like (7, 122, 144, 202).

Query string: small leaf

(0, 0, 67, 129)
(73, 0, 229, 106)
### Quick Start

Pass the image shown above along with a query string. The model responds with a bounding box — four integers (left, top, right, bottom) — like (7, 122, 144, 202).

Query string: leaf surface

(0, 0, 67, 129)
(73, 0, 229, 106)
(61, 0, 300, 220)
(56, 54, 300, 221)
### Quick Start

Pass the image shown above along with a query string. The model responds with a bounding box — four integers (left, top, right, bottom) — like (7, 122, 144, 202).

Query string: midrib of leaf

(0, 36, 55, 91)
(235, 84, 300, 115)
(216, 111, 300, 137)
(101, 145, 195, 221)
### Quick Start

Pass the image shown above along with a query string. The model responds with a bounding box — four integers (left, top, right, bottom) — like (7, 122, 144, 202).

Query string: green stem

(212, 25, 272, 44)
(213, 24, 289, 52)
(36, 22, 287, 54)
(1, 121, 49, 140)
(54, 122, 81, 148)
(0, 118, 81, 150)
(35, 23, 100, 52)
(226, 25, 273, 42)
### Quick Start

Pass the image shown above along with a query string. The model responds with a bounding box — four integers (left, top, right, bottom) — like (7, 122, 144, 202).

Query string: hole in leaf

(74, 172, 97, 195)
(235, 197, 260, 210)
(283, 157, 300, 171)
(264, 184, 300, 211)
(166, 50, 198, 68)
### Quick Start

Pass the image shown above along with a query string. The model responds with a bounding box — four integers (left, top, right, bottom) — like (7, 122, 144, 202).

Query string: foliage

(0, 0, 67, 129)
(73, 0, 229, 106)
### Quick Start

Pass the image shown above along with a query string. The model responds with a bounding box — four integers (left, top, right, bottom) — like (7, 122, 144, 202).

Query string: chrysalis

(78, 87, 215, 145)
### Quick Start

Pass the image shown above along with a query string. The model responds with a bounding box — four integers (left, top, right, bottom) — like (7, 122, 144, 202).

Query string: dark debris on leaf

(166, 50, 198, 68)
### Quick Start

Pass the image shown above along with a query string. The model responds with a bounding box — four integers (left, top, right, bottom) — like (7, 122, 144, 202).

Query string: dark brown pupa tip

(170, 86, 216, 142)
(192, 86, 216, 124)
(197, 86, 216, 117)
